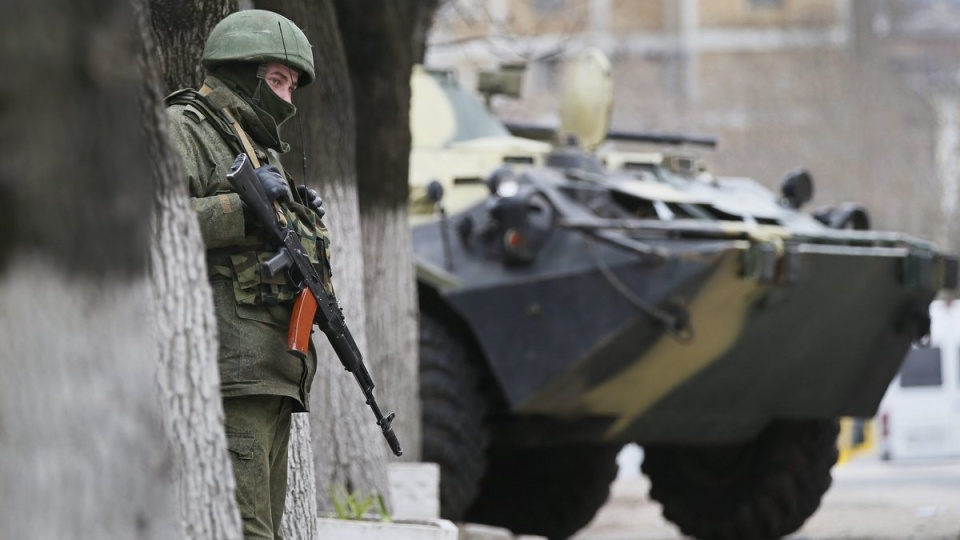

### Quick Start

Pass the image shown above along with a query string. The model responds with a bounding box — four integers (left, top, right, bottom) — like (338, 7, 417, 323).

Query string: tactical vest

(165, 88, 335, 307)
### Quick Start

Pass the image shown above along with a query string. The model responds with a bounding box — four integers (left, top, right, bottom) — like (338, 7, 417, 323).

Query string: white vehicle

(878, 299, 960, 460)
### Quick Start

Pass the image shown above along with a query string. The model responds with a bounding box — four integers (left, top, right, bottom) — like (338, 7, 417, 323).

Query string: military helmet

(202, 10, 315, 86)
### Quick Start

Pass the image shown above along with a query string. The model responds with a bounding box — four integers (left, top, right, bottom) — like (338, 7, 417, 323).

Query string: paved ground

(573, 446, 960, 540)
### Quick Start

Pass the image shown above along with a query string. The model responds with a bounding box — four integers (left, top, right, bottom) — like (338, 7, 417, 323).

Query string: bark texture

(138, 0, 243, 538)
(0, 0, 177, 537)
(282, 415, 318, 540)
(335, 0, 442, 461)
(0, 268, 177, 539)
(256, 0, 392, 511)
(149, 0, 233, 93)
(355, 203, 421, 460)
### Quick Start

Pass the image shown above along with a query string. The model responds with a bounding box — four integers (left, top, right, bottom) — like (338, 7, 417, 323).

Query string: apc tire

(642, 419, 839, 540)
(465, 444, 621, 540)
(420, 313, 490, 520)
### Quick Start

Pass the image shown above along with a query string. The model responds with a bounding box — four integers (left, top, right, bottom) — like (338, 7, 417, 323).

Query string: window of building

(899, 346, 943, 388)
(528, 56, 562, 94)
(750, 0, 785, 8)
(532, 0, 569, 13)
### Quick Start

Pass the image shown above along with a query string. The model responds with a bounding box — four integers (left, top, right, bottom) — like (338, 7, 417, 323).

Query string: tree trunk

(335, 0, 441, 462)
(257, 0, 392, 512)
(149, 0, 233, 93)
(282, 415, 318, 539)
(139, 1, 243, 538)
(0, 0, 178, 537)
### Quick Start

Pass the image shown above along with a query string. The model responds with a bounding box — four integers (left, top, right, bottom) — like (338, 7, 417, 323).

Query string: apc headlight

(496, 179, 520, 198)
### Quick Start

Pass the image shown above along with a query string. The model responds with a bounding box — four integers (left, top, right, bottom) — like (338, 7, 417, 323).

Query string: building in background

(426, 0, 960, 256)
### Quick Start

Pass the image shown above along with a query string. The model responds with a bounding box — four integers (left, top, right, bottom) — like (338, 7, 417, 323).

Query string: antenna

(278, 21, 309, 185)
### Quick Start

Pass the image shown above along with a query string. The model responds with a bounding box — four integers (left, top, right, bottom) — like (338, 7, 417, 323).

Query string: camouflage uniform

(165, 10, 329, 539)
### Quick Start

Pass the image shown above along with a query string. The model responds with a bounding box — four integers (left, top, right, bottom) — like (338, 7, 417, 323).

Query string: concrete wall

(609, 0, 664, 33)
(699, 0, 841, 28)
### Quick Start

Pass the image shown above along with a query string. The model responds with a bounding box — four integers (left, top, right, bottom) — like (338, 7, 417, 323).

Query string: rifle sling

(199, 84, 288, 226)
(199, 84, 262, 168)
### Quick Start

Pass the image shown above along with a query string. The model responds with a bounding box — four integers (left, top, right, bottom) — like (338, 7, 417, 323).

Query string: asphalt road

(573, 446, 960, 540)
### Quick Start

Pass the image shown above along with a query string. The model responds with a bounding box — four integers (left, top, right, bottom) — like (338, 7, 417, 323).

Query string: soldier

(165, 10, 332, 539)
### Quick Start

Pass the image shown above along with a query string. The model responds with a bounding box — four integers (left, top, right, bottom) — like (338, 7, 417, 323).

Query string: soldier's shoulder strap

(164, 86, 263, 168)
(165, 88, 223, 127)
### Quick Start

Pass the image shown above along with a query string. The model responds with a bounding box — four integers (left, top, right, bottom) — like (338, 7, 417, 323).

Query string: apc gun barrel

(606, 130, 717, 148)
(502, 122, 716, 148)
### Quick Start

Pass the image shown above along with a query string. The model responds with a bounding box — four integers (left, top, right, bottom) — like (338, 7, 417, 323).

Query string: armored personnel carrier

(409, 50, 957, 540)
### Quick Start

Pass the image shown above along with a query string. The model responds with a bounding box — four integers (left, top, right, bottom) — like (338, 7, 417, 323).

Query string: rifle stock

(226, 153, 403, 456)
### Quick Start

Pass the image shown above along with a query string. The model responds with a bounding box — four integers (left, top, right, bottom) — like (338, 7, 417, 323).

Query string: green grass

(330, 485, 392, 522)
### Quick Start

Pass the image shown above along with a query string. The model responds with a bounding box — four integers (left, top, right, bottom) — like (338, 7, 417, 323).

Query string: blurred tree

(431, 0, 589, 61)
(0, 0, 179, 537)
(149, 0, 232, 93)
(334, 0, 441, 464)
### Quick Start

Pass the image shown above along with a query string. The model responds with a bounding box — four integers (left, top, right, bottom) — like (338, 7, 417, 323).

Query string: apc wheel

(642, 420, 839, 540)
(419, 313, 489, 520)
(465, 444, 621, 540)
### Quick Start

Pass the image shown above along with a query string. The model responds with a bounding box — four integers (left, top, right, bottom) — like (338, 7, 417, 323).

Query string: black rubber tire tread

(465, 443, 621, 540)
(641, 419, 839, 540)
(420, 312, 490, 520)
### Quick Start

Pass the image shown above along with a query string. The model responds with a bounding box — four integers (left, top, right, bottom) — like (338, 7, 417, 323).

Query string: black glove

(254, 165, 292, 204)
(297, 185, 326, 219)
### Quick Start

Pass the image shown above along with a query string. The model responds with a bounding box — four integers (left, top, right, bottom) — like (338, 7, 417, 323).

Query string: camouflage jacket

(165, 75, 333, 412)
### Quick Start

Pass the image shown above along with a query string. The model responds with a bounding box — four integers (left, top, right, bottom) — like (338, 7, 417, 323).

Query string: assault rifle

(226, 153, 402, 456)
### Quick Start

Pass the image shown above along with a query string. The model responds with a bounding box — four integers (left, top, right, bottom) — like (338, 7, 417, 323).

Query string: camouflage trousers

(224, 395, 294, 539)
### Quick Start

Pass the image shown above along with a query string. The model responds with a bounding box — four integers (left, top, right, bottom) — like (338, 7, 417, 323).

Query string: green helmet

(202, 10, 315, 86)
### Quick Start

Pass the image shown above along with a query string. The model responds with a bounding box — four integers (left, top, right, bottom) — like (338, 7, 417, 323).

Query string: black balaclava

(211, 63, 297, 150)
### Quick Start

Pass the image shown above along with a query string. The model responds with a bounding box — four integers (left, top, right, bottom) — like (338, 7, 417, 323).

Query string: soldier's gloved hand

(254, 165, 292, 204)
(297, 185, 326, 219)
